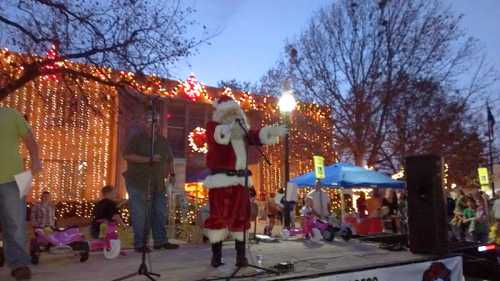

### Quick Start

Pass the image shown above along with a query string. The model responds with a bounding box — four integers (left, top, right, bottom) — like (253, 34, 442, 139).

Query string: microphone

(234, 118, 248, 133)
(235, 118, 246, 128)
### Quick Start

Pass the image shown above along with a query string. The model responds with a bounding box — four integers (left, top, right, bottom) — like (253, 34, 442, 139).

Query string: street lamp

(278, 89, 297, 113)
(278, 86, 296, 229)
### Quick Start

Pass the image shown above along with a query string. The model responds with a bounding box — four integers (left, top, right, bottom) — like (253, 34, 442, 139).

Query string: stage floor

(0, 238, 429, 281)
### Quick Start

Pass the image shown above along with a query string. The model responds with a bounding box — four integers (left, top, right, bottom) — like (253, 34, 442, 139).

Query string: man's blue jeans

(125, 180, 168, 249)
(0, 181, 30, 268)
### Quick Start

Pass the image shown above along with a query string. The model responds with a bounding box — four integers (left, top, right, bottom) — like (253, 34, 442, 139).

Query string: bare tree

(0, 0, 211, 100)
(216, 79, 255, 93)
(260, 0, 495, 170)
(378, 77, 486, 186)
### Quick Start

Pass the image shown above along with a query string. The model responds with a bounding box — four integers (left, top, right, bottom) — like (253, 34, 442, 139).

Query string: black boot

(235, 240, 248, 267)
(211, 242, 224, 268)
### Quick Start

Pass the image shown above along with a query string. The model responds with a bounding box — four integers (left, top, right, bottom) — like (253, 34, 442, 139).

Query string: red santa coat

(203, 121, 278, 242)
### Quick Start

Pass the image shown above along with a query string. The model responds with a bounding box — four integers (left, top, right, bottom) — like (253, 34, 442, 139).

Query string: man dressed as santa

(204, 95, 287, 267)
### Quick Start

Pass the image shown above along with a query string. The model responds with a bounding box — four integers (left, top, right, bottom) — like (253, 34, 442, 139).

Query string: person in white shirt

(306, 184, 331, 219)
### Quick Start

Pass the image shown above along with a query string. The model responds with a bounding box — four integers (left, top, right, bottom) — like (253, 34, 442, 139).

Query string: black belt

(210, 169, 252, 177)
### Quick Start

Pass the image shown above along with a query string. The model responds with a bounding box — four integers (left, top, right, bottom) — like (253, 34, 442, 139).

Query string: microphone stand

(214, 119, 279, 281)
(237, 119, 269, 243)
(236, 119, 271, 166)
(112, 98, 160, 281)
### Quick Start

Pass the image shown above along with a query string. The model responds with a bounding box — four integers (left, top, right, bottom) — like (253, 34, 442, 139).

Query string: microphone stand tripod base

(111, 246, 160, 281)
(112, 265, 160, 281)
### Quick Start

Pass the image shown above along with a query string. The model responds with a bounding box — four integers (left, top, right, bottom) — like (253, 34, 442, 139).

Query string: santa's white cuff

(204, 228, 228, 243)
(214, 124, 231, 145)
(231, 231, 245, 242)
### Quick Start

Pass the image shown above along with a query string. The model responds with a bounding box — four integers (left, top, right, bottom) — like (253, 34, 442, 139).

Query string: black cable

(195, 271, 270, 281)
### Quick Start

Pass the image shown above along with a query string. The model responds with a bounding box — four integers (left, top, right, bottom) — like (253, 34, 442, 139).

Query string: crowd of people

(257, 186, 500, 245)
(259, 186, 409, 236)
(448, 189, 499, 243)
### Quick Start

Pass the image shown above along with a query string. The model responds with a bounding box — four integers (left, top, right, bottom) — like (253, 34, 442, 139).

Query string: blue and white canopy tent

(290, 162, 405, 224)
(290, 162, 405, 189)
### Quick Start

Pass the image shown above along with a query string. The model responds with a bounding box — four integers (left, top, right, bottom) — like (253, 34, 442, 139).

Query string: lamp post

(278, 86, 296, 228)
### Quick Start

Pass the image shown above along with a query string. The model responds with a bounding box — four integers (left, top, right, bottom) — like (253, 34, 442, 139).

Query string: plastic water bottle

(256, 254, 264, 272)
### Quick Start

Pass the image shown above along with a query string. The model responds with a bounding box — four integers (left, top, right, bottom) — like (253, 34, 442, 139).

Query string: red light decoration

(41, 43, 61, 82)
(172, 73, 208, 102)
(188, 127, 208, 153)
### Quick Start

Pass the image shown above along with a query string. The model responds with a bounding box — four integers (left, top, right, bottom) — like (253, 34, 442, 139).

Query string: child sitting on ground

(91, 186, 125, 239)
(31, 191, 56, 229)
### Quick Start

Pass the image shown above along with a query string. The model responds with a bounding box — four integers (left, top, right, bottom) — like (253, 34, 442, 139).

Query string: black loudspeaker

(405, 154, 448, 255)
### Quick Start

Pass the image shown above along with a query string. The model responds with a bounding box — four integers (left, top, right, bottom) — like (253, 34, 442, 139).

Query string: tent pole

(340, 188, 345, 224)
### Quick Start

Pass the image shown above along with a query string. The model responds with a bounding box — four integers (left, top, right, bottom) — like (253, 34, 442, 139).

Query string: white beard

(231, 138, 247, 170)
(214, 109, 249, 170)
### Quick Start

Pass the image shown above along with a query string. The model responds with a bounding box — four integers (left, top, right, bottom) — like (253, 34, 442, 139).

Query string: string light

(0, 50, 116, 203)
(1, 49, 335, 224)
(444, 162, 449, 189)
(392, 168, 405, 180)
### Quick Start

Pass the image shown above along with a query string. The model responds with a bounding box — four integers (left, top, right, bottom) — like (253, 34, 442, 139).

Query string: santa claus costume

(204, 95, 286, 267)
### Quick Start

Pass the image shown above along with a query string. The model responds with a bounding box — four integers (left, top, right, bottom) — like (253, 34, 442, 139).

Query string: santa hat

(213, 94, 240, 113)
(212, 94, 249, 126)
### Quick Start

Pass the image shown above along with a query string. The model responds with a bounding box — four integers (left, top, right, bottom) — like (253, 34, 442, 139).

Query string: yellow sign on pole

(478, 167, 489, 186)
(313, 155, 325, 179)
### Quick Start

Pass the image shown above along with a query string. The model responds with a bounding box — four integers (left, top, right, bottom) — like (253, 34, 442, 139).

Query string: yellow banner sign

(478, 167, 489, 186)
(313, 155, 325, 179)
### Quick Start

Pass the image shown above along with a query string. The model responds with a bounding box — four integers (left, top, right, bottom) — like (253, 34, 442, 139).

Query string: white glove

(259, 124, 288, 145)
(214, 124, 232, 145)
(268, 124, 288, 137)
